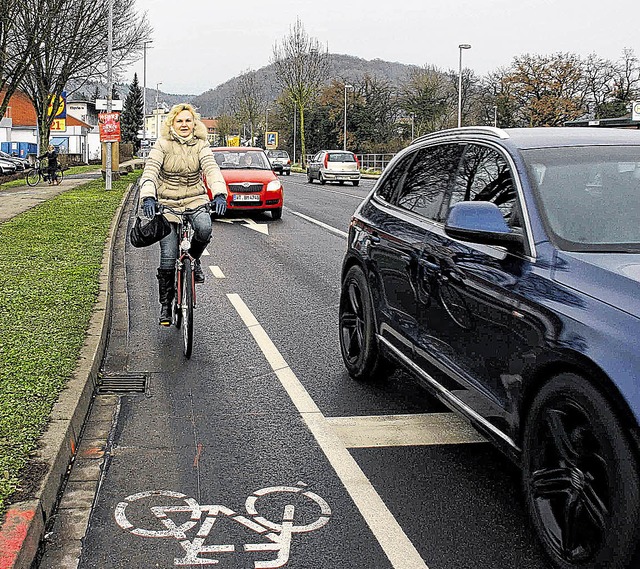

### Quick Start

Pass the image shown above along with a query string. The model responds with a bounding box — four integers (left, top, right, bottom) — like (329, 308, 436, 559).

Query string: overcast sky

(124, 0, 639, 96)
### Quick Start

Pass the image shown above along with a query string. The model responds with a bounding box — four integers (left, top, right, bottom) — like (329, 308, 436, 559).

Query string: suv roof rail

(410, 126, 510, 145)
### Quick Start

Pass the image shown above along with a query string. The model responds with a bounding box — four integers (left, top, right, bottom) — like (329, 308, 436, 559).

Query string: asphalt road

(48, 173, 549, 568)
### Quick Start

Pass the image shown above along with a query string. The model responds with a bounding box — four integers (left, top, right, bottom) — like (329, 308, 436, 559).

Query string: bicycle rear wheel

(26, 169, 40, 186)
(181, 258, 194, 358)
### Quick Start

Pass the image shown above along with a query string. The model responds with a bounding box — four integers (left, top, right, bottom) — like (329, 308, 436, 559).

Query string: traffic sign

(265, 131, 278, 149)
(96, 99, 123, 111)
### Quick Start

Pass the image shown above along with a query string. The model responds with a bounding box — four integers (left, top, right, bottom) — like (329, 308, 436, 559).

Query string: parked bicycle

(25, 159, 64, 186)
(160, 203, 210, 358)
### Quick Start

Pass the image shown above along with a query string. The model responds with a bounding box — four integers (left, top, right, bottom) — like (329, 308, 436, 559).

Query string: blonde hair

(166, 103, 200, 128)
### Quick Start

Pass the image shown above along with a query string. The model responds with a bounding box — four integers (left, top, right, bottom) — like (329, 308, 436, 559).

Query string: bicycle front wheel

(173, 269, 182, 329)
(55, 166, 64, 183)
(181, 258, 194, 358)
(26, 169, 40, 186)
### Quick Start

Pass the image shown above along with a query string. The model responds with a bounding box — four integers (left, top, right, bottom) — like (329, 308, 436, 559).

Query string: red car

(210, 147, 284, 219)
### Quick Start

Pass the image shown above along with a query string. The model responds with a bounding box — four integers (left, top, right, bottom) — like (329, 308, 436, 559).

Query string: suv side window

(374, 152, 415, 202)
(396, 143, 465, 221)
(448, 144, 517, 223)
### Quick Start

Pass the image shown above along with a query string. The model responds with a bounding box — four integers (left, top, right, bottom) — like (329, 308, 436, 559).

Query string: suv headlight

(266, 179, 282, 192)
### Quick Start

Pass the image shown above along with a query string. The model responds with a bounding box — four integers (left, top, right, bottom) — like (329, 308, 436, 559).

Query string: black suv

(339, 126, 640, 569)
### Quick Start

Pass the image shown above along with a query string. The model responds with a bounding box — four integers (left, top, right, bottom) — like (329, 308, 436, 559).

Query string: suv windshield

(268, 151, 288, 159)
(523, 146, 640, 252)
(213, 151, 271, 170)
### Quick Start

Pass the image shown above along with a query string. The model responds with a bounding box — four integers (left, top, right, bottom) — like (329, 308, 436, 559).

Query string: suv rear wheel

(339, 265, 393, 381)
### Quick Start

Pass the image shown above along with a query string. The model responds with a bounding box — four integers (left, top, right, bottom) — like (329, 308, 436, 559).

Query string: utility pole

(105, 0, 113, 189)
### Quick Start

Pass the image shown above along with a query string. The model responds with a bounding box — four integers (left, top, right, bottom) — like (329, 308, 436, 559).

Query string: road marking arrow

(215, 218, 269, 235)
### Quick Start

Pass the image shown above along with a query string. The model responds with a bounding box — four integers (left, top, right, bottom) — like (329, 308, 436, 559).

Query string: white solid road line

(326, 413, 486, 448)
(226, 293, 429, 569)
(287, 210, 348, 238)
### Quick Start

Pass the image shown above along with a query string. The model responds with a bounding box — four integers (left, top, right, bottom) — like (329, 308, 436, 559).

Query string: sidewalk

(0, 164, 138, 569)
(0, 159, 143, 223)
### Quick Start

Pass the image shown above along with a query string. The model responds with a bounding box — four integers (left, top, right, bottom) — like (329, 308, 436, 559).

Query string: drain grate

(97, 372, 148, 394)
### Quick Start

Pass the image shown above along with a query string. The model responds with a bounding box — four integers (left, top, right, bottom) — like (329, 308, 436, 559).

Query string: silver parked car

(0, 157, 18, 176)
(0, 150, 29, 171)
(266, 149, 291, 175)
(307, 150, 361, 186)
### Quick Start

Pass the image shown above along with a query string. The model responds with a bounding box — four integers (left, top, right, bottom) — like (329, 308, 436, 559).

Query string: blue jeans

(158, 210, 212, 270)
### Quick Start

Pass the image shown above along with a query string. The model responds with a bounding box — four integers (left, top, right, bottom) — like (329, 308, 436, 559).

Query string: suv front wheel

(522, 373, 640, 569)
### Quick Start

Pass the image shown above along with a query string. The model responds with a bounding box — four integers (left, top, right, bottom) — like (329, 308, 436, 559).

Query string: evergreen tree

(92, 85, 100, 101)
(121, 73, 144, 152)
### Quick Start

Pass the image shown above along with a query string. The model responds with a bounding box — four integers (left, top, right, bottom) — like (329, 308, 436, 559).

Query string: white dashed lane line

(209, 266, 225, 279)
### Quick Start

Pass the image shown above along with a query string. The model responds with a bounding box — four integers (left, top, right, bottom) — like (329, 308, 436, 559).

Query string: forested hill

(190, 53, 420, 117)
(68, 54, 420, 117)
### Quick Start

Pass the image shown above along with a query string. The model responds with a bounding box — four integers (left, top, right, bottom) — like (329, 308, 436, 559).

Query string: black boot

(156, 268, 175, 326)
(189, 237, 210, 284)
(193, 259, 205, 283)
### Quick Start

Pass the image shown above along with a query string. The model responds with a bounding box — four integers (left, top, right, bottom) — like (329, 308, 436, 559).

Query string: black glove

(142, 197, 158, 219)
(211, 194, 227, 216)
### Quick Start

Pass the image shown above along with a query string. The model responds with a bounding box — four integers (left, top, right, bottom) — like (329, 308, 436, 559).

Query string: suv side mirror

(444, 201, 523, 251)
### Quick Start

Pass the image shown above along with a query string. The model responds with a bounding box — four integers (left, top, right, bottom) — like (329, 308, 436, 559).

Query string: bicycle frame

(175, 213, 197, 311)
(160, 203, 209, 357)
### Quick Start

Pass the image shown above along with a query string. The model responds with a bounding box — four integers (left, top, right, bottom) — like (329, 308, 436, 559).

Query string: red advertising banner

(98, 112, 121, 142)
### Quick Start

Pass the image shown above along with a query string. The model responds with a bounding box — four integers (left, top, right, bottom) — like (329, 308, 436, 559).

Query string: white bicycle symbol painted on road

(114, 482, 331, 567)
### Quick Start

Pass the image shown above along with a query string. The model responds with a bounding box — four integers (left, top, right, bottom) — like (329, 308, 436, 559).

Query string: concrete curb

(0, 183, 134, 569)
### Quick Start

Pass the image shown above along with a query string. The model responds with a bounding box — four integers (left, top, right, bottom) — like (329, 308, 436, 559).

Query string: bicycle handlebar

(159, 203, 211, 217)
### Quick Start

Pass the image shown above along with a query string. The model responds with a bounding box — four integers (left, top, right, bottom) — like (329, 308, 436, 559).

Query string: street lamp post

(457, 44, 471, 128)
(155, 82, 162, 139)
(343, 83, 353, 151)
(493, 105, 498, 128)
(265, 107, 270, 148)
(142, 40, 152, 152)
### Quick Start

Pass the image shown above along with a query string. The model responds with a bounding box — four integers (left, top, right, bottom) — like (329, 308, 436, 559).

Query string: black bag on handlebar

(129, 213, 171, 248)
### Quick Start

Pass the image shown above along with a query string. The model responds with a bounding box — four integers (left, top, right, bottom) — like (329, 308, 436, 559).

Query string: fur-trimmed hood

(160, 119, 208, 142)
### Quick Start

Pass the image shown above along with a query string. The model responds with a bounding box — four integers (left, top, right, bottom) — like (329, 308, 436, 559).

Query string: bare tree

(583, 53, 618, 118)
(398, 65, 455, 135)
(0, 0, 42, 118)
(229, 70, 266, 145)
(20, 0, 150, 151)
(272, 18, 329, 168)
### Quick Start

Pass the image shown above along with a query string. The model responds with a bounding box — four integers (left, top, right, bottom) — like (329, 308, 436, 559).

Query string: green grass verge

(0, 175, 135, 515)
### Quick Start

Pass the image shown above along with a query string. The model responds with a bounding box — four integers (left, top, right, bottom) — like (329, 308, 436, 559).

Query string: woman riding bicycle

(139, 103, 227, 326)
(39, 144, 59, 185)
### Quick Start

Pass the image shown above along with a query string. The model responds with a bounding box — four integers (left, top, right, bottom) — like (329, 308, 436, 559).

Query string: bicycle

(25, 159, 64, 187)
(160, 203, 210, 358)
